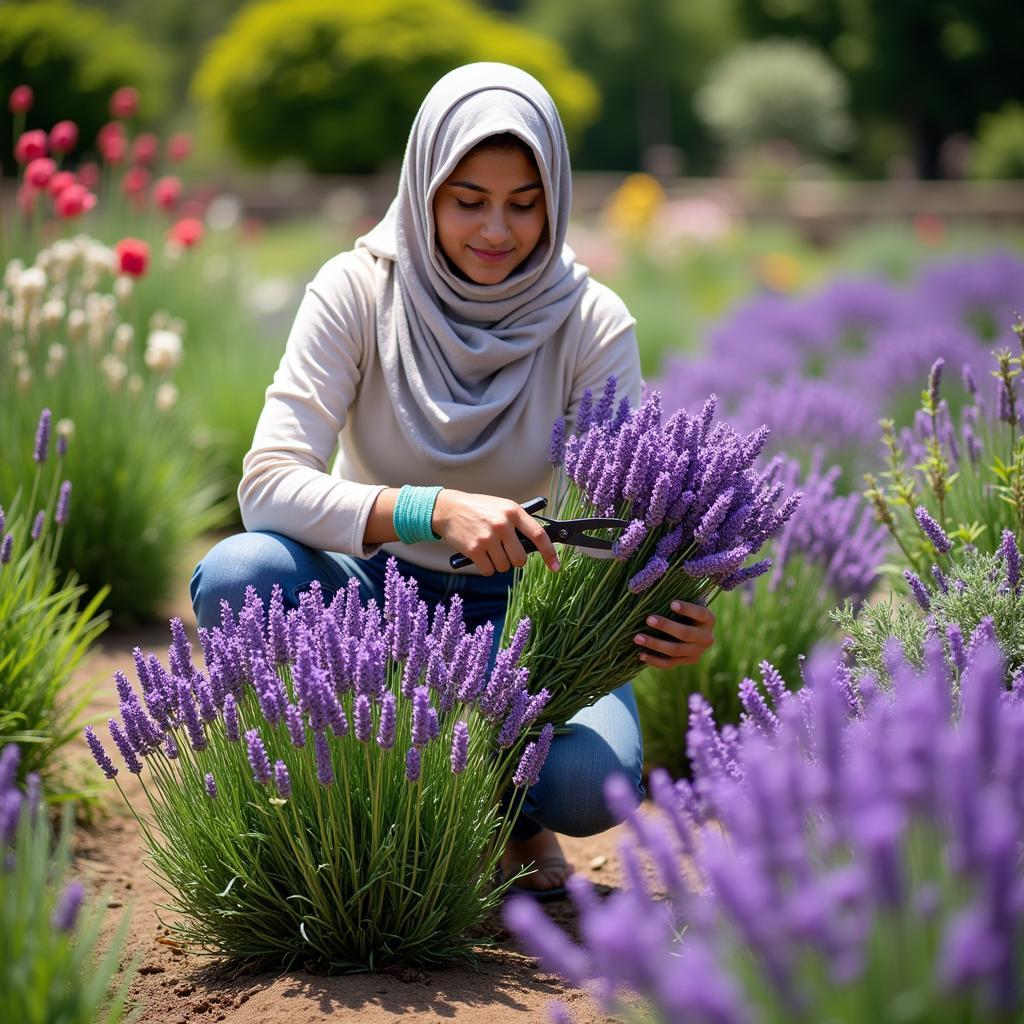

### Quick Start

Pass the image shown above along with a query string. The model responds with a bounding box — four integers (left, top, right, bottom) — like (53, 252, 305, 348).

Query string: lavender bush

(635, 453, 887, 777)
(1, 745, 133, 1024)
(1, 409, 108, 789)
(508, 636, 1024, 1023)
(503, 380, 801, 728)
(87, 560, 554, 968)
(1, 240, 229, 621)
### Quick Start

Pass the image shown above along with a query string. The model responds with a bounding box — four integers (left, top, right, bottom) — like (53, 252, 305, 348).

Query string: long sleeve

(238, 251, 386, 557)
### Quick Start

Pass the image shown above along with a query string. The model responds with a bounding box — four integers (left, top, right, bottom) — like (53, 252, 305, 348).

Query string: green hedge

(0, 2, 167, 170)
(193, 0, 598, 173)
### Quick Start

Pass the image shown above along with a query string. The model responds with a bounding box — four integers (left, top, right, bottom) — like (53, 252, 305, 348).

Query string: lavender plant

(1, 745, 134, 1024)
(1, 240, 229, 621)
(86, 561, 554, 968)
(503, 380, 801, 729)
(835, 529, 1024, 687)
(635, 453, 887, 777)
(1, 409, 108, 788)
(508, 637, 1024, 1023)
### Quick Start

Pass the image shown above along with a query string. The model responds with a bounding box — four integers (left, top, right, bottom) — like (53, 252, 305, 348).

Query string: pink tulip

(121, 166, 151, 196)
(54, 183, 97, 219)
(132, 132, 159, 166)
(49, 120, 79, 154)
(115, 237, 150, 277)
(153, 175, 182, 210)
(9, 85, 33, 114)
(25, 157, 56, 189)
(110, 86, 139, 120)
(77, 162, 100, 190)
(167, 132, 192, 162)
(101, 134, 127, 166)
(14, 130, 48, 164)
(48, 171, 76, 197)
(168, 216, 205, 248)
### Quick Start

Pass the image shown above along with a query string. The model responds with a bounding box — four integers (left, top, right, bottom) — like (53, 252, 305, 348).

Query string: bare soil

(69, 535, 626, 1023)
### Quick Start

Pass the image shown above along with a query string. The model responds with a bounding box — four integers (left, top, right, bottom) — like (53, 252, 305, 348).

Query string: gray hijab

(356, 62, 587, 463)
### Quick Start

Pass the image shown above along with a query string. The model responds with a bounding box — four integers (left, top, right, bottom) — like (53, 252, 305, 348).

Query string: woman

(190, 63, 715, 899)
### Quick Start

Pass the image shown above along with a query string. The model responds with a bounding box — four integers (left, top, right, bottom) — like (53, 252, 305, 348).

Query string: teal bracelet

(393, 485, 443, 545)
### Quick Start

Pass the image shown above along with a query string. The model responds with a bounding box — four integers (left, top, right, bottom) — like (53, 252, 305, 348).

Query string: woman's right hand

(432, 489, 561, 576)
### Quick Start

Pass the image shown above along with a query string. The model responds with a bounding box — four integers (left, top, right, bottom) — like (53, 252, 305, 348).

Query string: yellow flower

(604, 173, 666, 238)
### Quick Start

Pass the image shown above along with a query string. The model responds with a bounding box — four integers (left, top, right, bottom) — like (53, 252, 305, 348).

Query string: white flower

(144, 329, 183, 372)
(114, 275, 133, 303)
(113, 323, 134, 354)
(85, 243, 115, 276)
(4, 259, 25, 290)
(10, 349, 27, 368)
(48, 342, 66, 364)
(16, 367, 32, 393)
(16, 267, 47, 303)
(155, 382, 179, 411)
(127, 374, 144, 398)
(66, 308, 87, 341)
(149, 309, 170, 330)
(51, 239, 77, 267)
(41, 299, 66, 329)
(56, 418, 75, 439)
(101, 354, 128, 390)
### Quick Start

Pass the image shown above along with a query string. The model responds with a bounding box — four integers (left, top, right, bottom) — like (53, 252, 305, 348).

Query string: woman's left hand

(633, 600, 715, 670)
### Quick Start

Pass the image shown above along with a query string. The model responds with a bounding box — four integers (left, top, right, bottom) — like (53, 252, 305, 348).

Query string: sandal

(498, 856, 572, 902)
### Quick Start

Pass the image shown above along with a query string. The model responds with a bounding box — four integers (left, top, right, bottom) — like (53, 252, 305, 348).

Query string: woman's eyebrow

(448, 180, 543, 195)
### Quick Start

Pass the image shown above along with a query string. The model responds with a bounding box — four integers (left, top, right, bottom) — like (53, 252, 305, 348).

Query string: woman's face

(433, 146, 547, 285)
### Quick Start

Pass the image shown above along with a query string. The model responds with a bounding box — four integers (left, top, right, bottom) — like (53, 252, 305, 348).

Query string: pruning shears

(449, 496, 630, 570)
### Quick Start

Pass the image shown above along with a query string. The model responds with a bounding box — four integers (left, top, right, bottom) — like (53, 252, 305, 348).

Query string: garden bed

(69, 536, 624, 1023)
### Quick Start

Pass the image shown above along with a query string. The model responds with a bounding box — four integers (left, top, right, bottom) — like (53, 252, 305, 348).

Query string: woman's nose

(479, 212, 509, 245)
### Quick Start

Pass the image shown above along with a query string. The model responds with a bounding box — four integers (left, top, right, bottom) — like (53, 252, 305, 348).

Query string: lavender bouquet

(635, 453, 887, 777)
(1, 745, 133, 1024)
(87, 561, 554, 969)
(509, 637, 1024, 1023)
(502, 379, 801, 728)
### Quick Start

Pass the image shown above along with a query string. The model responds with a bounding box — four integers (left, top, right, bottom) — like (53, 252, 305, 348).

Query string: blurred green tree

(0, 1, 167, 171)
(192, 0, 598, 174)
(971, 103, 1024, 180)
(733, 0, 1024, 178)
(523, 0, 739, 172)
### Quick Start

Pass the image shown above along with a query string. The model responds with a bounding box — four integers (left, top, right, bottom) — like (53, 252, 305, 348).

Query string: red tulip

(153, 175, 182, 210)
(77, 162, 100, 190)
(49, 120, 79, 154)
(54, 184, 97, 219)
(97, 121, 124, 146)
(114, 237, 150, 277)
(48, 171, 76, 197)
(14, 130, 48, 164)
(168, 216, 205, 248)
(121, 166, 151, 196)
(167, 132, 192, 162)
(132, 132, 159, 166)
(100, 134, 127, 166)
(9, 85, 33, 114)
(25, 157, 56, 189)
(110, 86, 139, 120)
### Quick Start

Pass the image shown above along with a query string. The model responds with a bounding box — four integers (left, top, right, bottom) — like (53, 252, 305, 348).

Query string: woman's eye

(455, 198, 483, 210)
(511, 202, 537, 212)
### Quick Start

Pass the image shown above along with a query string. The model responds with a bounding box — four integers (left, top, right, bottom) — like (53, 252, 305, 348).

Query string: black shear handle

(449, 496, 548, 571)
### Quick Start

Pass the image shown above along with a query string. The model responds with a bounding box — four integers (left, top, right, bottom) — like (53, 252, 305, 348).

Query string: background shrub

(971, 102, 1024, 180)
(192, 0, 598, 173)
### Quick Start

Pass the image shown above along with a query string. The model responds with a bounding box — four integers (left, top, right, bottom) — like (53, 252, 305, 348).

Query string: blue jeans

(190, 531, 644, 840)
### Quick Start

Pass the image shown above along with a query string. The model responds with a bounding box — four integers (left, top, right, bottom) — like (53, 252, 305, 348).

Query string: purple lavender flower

(51, 881, 84, 932)
(372, 690, 396, 750)
(84, 726, 117, 779)
(33, 408, 51, 464)
(314, 730, 334, 786)
(904, 570, 932, 611)
(681, 545, 751, 580)
(244, 728, 272, 785)
(223, 693, 240, 742)
(927, 357, 944, 412)
(627, 555, 669, 595)
(612, 519, 647, 561)
(548, 416, 566, 465)
(354, 693, 372, 743)
(576, 388, 594, 433)
(285, 702, 306, 747)
(1001, 529, 1020, 592)
(108, 719, 142, 775)
(177, 681, 206, 752)
(932, 564, 950, 594)
(914, 506, 952, 554)
(947, 624, 967, 675)
(169, 617, 197, 683)
(594, 375, 617, 425)
(204, 772, 218, 799)
(962, 363, 978, 398)
(405, 746, 421, 783)
(718, 558, 773, 591)
(0, 508, 4, 536)
(497, 688, 530, 748)
(55, 481, 71, 525)
(30, 511, 44, 542)
(412, 686, 433, 747)
(450, 720, 469, 774)
(274, 760, 292, 798)
(1, 533, 12, 565)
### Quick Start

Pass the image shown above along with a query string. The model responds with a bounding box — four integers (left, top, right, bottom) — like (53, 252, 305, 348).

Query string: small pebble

(588, 855, 607, 871)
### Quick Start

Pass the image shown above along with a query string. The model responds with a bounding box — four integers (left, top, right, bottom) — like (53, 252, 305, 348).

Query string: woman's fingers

(634, 600, 716, 669)
(515, 509, 560, 572)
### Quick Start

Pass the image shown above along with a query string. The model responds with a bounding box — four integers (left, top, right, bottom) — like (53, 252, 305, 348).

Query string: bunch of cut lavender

(1, 745, 133, 1024)
(636, 451, 887, 777)
(503, 378, 800, 728)
(865, 322, 1024, 581)
(508, 637, 1024, 1023)
(86, 559, 554, 969)
(835, 528, 1024, 689)
(0, 408, 108, 789)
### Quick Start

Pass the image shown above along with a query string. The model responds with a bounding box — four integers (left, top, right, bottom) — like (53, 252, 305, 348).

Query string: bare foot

(501, 827, 572, 894)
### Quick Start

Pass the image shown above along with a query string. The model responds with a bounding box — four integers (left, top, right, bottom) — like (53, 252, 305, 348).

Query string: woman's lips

(469, 246, 513, 263)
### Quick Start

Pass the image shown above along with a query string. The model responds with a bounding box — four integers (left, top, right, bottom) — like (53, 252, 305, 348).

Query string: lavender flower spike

(51, 881, 85, 932)
(1001, 529, 1020, 592)
(33, 408, 51, 463)
(204, 772, 218, 799)
(244, 729, 272, 785)
(109, 719, 142, 775)
(513, 723, 555, 788)
(55, 481, 72, 525)
(612, 519, 647, 561)
(0, 534, 11, 565)
(314, 730, 334, 786)
(376, 692, 397, 750)
(903, 569, 931, 611)
(914, 506, 952, 554)
(927, 357, 944, 411)
(405, 746, 422, 783)
(274, 760, 292, 798)
(548, 416, 566, 465)
(628, 555, 669, 594)
(450, 720, 469, 774)
(84, 726, 118, 779)
(31, 511, 44, 542)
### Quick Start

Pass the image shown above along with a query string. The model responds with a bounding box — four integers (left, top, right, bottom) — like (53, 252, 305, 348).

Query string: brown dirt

(68, 534, 626, 1023)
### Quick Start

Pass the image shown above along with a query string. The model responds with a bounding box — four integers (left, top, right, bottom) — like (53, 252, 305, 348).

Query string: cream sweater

(238, 248, 643, 574)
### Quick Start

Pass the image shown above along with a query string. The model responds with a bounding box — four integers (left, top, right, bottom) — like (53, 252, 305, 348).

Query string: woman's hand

(633, 600, 715, 670)
(432, 489, 561, 576)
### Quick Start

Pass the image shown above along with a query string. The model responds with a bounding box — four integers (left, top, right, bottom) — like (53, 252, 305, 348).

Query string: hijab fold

(356, 63, 587, 463)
